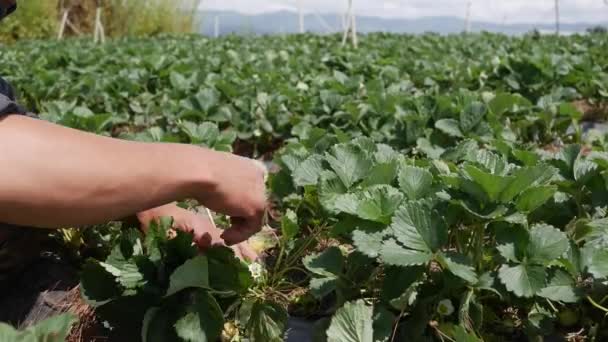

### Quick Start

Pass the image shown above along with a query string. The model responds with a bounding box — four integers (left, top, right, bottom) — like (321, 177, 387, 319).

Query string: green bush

(0, 0, 58, 43)
(0, 0, 200, 43)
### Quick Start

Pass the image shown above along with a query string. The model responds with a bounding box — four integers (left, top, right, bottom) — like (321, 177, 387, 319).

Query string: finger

(236, 244, 259, 262)
(221, 217, 262, 246)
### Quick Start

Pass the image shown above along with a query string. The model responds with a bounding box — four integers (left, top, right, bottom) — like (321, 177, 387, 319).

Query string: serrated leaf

(453, 325, 483, 342)
(582, 217, 608, 248)
(437, 252, 478, 284)
(142, 307, 175, 342)
(460, 101, 486, 133)
(281, 209, 299, 241)
(515, 185, 557, 213)
(537, 269, 579, 303)
(327, 300, 374, 342)
(174, 290, 224, 342)
(398, 165, 434, 200)
(390, 202, 447, 253)
(527, 224, 569, 264)
(361, 162, 399, 187)
(381, 266, 424, 302)
(468, 150, 508, 175)
(379, 238, 434, 266)
(333, 186, 404, 224)
(574, 158, 598, 183)
(499, 164, 558, 202)
(293, 155, 325, 187)
(435, 118, 464, 137)
(356, 186, 404, 224)
(463, 165, 512, 202)
(166, 256, 210, 297)
(585, 247, 608, 278)
(23, 313, 78, 342)
(373, 308, 395, 342)
(99, 260, 145, 291)
(498, 264, 546, 298)
(310, 277, 339, 299)
(303, 247, 344, 277)
(352, 230, 388, 258)
(326, 144, 373, 188)
(247, 302, 288, 342)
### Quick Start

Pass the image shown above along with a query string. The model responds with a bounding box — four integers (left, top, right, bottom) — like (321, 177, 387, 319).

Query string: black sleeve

(0, 77, 27, 116)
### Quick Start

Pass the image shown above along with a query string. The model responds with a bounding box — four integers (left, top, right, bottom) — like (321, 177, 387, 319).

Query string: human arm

(0, 114, 266, 244)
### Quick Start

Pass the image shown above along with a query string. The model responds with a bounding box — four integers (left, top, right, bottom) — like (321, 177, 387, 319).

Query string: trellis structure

(57, 0, 105, 43)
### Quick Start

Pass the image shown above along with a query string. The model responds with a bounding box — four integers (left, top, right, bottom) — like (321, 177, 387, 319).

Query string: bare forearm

(0, 115, 212, 228)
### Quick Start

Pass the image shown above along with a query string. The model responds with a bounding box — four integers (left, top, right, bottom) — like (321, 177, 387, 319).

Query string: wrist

(174, 144, 219, 201)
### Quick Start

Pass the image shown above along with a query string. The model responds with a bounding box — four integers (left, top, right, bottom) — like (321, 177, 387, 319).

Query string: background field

(1, 30, 608, 341)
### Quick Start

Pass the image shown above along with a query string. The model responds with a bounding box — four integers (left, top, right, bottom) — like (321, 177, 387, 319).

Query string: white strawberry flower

(248, 262, 265, 281)
(437, 299, 455, 316)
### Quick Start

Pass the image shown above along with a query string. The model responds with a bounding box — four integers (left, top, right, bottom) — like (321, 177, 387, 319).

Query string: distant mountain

(198, 10, 607, 36)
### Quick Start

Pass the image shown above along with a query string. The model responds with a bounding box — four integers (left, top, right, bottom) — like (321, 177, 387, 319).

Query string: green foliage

(0, 313, 77, 342)
(80, 218, 251, 341)
(0, 0, 57, 43)
(2, 32, 608, 340)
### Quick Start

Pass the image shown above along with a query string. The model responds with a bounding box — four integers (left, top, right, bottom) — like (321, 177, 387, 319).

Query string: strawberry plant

(1, 32, 607, 340)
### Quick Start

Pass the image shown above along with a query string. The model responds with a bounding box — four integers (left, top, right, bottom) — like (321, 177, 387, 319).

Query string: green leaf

(166, 256, 210, 297)
(527, 224, 569, 265)
(373, 307, 395, 342)
(381, 266, 424, 302)
(585, 247, 608, 278)
(499, 164, 557, 202)
(464, 164, 512, 202)
(379, 238, 434, 266)
(453, 325, 483, 342)
(333, 186, 404, 224)
(206, 246, 253, 293)
(460, 101, 486, 132)
(80, 260, 121, 304)
(437, 252, 478, 284)
(435, 119, 464, 138)
(390, 202, 447, 254)
(293, 155, 325, 187)
(515, 185, 557, 213)
(325, 144, 373, 188)
(142, 307, 176, 342)
(24, 313, 78, 342)
(99, 260, 145, 291)
(537, 269, 579, 303)
(170, 71, 190, 90)
(281, 209, 299, 241)
(468, 150, 508, 175)
(498, 264, 546, 298)
(398, 165, 434, 200)
(303, 247, 344, 277)
(356, 186, 404, 224)
(174, 290, 224, 342)
(309, 277, 340, 299)
(247, 302, 288, 342)
(352, 230, 388, 259)
(573, 158, 598, 183)
(361, 162, 399, 187)
(327, 300, 374, 342)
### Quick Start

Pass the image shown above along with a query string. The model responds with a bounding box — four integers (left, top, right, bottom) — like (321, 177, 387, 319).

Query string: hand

(195, 151, 267, 246)
(137, 203, 258, 262)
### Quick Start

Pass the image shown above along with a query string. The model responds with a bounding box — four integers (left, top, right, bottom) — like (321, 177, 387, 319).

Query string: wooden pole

(351, 2, 358, 48)
(297, 0, 305, 33)
(58, 9, 69, 40)
(464, 0, 472, 33)
(214, 15, 220, 37)
(555, 0, 560, 35)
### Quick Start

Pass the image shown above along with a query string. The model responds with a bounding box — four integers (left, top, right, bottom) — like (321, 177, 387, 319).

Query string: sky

(200, 0, 608, 24)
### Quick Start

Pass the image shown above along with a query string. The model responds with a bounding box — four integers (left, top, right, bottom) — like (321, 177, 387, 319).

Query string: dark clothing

(0, 76, 75, 327)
